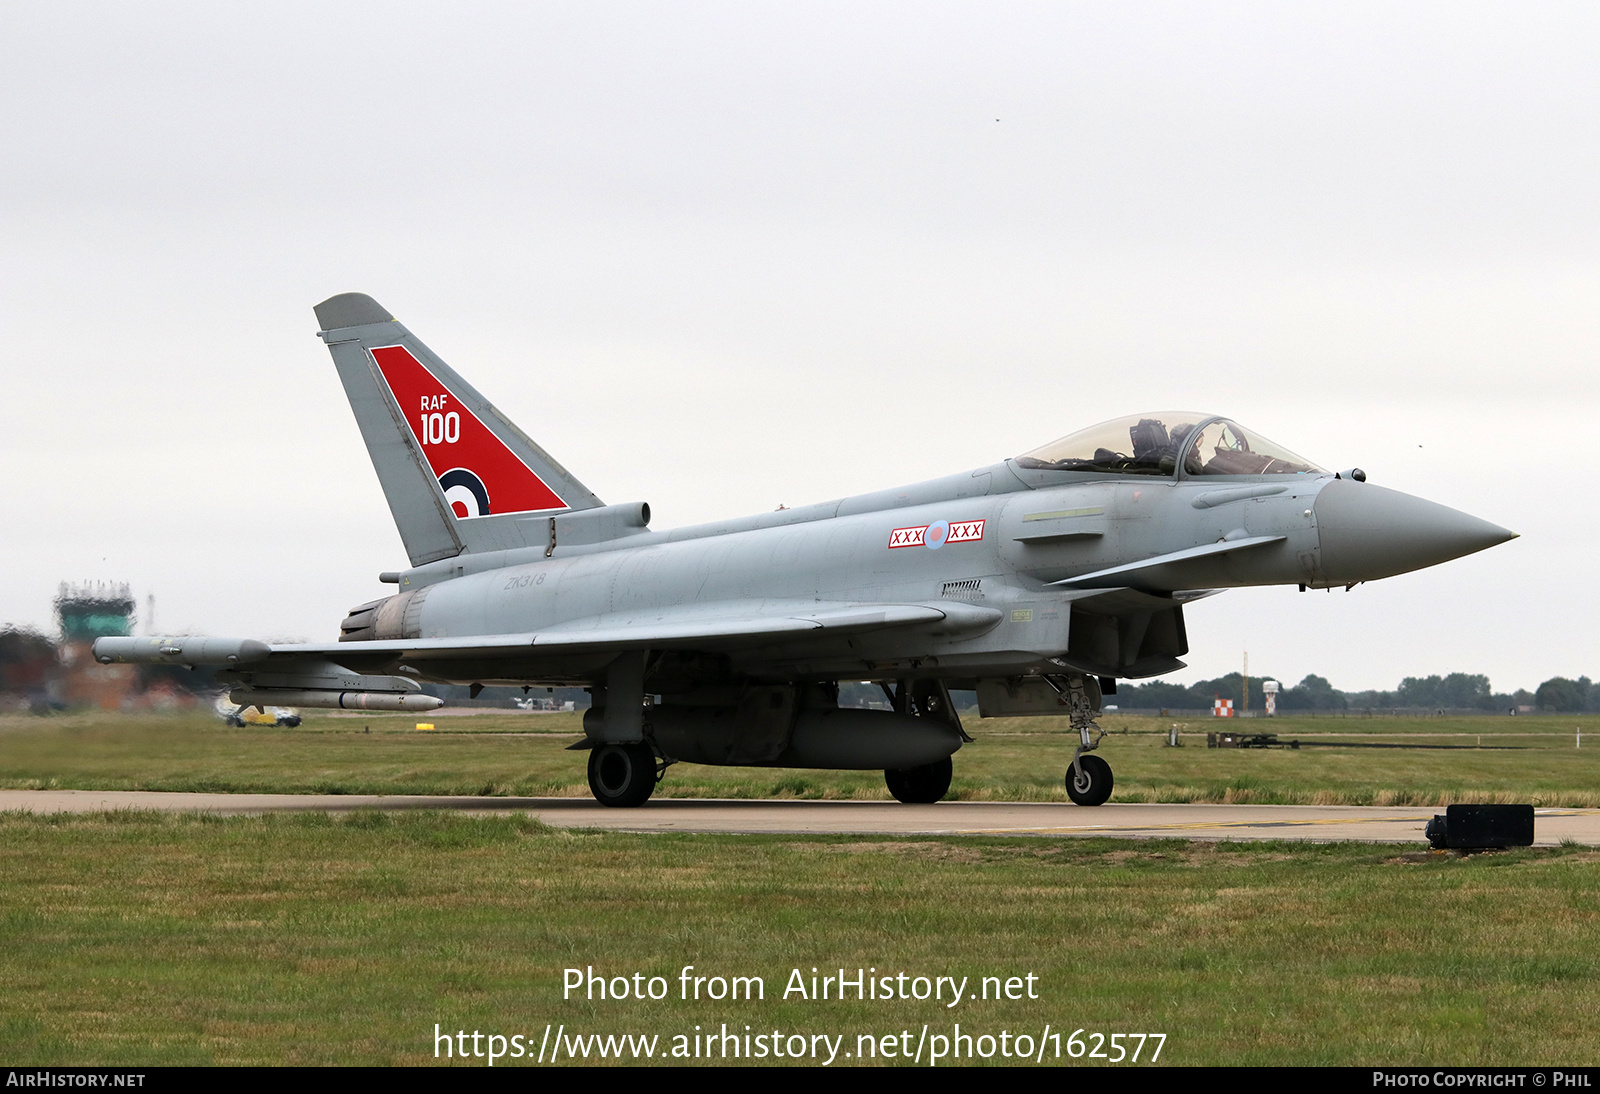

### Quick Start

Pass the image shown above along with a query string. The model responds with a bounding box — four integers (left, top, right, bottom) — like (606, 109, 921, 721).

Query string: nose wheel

(1066, 753, 1114, 806)
(1042, 673, 1115, 807)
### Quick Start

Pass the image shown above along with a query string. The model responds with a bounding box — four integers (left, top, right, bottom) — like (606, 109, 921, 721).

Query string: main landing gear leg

(584, 650, 674, 808)
(1045, 674, 1114, 806)
(882, 680, 968, 804)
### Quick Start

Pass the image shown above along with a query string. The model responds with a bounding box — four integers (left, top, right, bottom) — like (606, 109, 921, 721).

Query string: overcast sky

(2, 2, 1594, 692)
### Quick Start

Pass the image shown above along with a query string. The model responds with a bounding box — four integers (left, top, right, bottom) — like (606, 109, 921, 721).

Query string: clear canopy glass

(1181, 419, 1323, 476)
(1015, 412, 1324, 478)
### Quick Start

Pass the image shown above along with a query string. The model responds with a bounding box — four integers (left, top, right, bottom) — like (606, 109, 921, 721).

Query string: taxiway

(2, 791, 1594, 845)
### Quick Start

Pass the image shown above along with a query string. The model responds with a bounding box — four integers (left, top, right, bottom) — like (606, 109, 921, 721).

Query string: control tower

(55, 581, 137, 709)
(56, 581, 136, 641)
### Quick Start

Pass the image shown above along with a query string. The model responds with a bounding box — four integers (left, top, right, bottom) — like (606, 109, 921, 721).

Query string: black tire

(587, 742, 658, 808)
(884, 756, 953, 804)
(1065, 754, 1114, 806)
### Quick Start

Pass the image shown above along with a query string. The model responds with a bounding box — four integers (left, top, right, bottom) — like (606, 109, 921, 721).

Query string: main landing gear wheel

(885, 756, 953, 804)
(587, 741, 657, 808)
(1065, 754, 1113, 806)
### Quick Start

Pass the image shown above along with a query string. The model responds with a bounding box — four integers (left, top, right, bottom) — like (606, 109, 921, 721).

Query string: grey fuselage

(348, 458, 1353, 692)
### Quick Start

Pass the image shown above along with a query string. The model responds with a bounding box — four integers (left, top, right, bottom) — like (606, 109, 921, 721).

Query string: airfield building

(55, 581, 138, 710)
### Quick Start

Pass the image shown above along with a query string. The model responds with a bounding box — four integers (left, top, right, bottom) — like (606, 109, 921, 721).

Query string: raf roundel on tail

(368, 343, 566, 518)
(438, 468, 491, 519)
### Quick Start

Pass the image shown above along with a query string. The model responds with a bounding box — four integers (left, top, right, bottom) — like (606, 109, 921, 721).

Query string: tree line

(1113, 672, 1600, 713)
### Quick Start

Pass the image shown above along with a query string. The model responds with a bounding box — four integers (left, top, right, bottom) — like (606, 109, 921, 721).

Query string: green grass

(1, 812, 1597, 1066)
(3, 710, 1599, 806)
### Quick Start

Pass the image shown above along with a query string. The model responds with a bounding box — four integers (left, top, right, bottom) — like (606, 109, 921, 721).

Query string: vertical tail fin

(314, 292, 602, 565)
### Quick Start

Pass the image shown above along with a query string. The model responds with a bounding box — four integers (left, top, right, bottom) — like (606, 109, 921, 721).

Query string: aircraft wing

(94, 600, 1003, 672)
(282, 600, 1001, 663)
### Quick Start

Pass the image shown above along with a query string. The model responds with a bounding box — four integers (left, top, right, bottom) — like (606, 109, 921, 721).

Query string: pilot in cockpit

(1015, 412, 1322, 478)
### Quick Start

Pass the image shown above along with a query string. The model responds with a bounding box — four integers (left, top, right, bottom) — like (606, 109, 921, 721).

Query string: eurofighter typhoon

(95, 294, 1517, 807)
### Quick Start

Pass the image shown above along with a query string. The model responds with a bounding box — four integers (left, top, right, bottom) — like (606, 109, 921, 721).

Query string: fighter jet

(94, 293, 1517, 807)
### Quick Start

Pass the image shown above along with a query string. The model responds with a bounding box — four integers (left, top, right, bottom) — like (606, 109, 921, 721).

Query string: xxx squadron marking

(888, 519, 985, 549)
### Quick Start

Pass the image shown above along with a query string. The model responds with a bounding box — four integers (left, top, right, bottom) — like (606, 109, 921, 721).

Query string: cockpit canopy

(1015, 412, 1325, 478)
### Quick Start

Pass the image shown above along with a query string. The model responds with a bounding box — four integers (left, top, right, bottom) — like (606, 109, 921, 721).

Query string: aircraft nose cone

(1314, 478, 1516, 584)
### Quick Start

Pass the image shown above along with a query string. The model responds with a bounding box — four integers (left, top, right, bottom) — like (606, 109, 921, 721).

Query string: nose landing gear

(1066, 751, 1114, 806)
(1045, 674, 1115, 806)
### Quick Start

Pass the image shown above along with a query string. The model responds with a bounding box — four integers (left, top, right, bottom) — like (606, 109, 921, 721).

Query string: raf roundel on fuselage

(1014, 412, 1325, 478)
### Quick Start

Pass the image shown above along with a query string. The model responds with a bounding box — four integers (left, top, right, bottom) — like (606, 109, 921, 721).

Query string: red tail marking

(369, 345, 566, 516)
